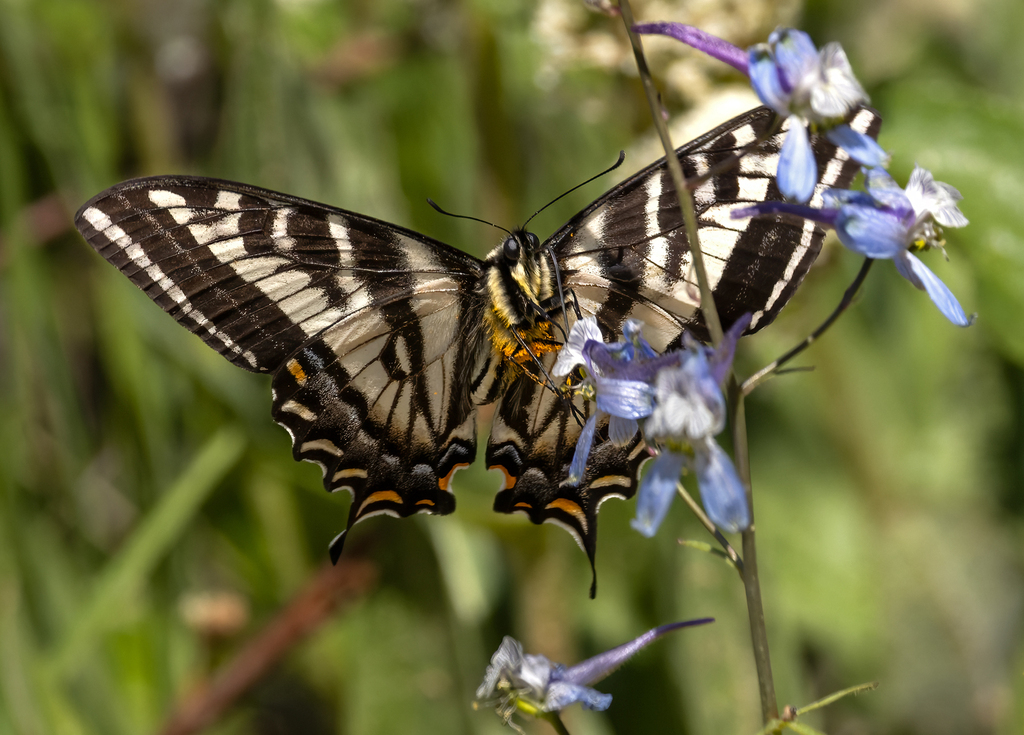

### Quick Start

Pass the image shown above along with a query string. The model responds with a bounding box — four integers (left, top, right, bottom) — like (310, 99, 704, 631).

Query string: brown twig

(159, 558, 377, 735)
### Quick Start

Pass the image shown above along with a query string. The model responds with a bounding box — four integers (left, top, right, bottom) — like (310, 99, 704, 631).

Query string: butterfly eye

(503, 235, 521, 264)
(526, 232, 541, 251)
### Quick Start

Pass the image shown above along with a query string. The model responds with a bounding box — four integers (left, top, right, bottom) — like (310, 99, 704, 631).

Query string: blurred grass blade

(795, 681, 879, 716)
(45, 428, 246, 678)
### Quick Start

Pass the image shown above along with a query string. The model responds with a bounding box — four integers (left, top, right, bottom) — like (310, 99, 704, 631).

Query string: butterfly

(76, 106, 879, 593)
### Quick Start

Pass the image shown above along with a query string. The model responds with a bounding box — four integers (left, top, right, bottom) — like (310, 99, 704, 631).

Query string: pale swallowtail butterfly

(76, 106, 880, 592)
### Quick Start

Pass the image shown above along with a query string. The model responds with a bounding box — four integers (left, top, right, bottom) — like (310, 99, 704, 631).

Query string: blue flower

(631, 23, 887, 202)
(632, 317, 751, 536)
(733, 166, 973, 326)
(475, 620, 714, 725)
(555, 318, 680, 484)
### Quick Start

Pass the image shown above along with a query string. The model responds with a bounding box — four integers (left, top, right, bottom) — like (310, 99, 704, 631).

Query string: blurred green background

(1, 0, 1022, 733)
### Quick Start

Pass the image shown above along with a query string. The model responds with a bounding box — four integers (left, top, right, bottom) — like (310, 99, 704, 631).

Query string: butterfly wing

(487, 355, 641, 596)
(76, 177, 484, 557)
(554, 106, 882, 348)
(488, 106, 881, 586)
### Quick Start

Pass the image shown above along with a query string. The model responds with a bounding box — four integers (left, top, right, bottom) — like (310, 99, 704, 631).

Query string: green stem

(795, 681, 879, 717)
(676, 483, 744, 573)
(619, 0, 777, 721)
(730, 380, 778, 722)
(542, 712, 573, 735)
(742, 258, 875, 395)
(617, 0, 723, 345)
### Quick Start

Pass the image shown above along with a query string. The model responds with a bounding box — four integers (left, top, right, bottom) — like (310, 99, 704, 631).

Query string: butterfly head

(500, 229, 547, 302)
(484, 228, 554, 325)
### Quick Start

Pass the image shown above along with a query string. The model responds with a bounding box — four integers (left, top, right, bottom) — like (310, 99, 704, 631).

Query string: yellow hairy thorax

(481, 244, 563, 383)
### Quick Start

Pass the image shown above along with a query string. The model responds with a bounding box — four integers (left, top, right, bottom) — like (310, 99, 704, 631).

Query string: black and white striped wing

(554, 106, 882, 349)
(487, 106, 881, 579)
(76, 177, 485, 557)
(487, 353, 642, 595)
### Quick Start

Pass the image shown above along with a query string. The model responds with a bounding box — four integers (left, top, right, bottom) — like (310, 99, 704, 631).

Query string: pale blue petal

(608, 415, 639, 446)
(834, 204, 909, 258)
(631, 451, 685, 537)
(893, 251, 972, 327)
(567, 414, 599, 484)
(647, 357, 724, 442)
(811, 43, 869, 117)
(770, 28, 819, 93)
(748, 45, 789, 113)
(623, 319, 659, 359)
(544, 681, 612, 712)
(694, 440, 749, 533)
(905, 165, 969, 227)
(476, 636, 525, 699)
(863, 167, 915, 218)
(593, 376, 654, 419)
(822, 187, 871, 209)
(825, 125, 888, 167)
(778, 123, 817, 203)
(554, 317, 603, 377)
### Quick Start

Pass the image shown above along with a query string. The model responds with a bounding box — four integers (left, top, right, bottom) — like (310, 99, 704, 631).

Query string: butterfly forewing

(77, 177, 486, 557)
(550, 106, 882, 345)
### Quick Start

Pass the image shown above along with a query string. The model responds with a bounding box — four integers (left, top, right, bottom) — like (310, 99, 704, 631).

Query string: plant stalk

(617, 0, 723, 345)
(730, 379, 778, 722)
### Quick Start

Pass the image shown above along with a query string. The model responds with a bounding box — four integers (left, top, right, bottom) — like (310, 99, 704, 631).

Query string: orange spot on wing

(356, 489, 403, 517)
(416, 499, 435, 506)
(287, 359, 307, 384)
(514, 501, 532, 509)
(437, 462, 469, 492)
(364, 490, 402, 505)
(544, 498, 588, 532)
(490, 464, 517, 490)
(545, 498, 583, 516)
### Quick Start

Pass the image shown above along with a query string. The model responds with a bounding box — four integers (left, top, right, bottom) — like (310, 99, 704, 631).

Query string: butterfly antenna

(548, 250, 573, 338)
(524, 151, 624, 336)
(522, 150, 625, 230)
(427, 198, 513, 238)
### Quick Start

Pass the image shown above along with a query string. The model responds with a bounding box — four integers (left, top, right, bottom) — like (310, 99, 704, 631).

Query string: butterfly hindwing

(487, 354, 643, 594)
(77, 177, 486, 555)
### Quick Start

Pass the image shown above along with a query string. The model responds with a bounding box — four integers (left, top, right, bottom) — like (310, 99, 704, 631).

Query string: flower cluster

(733, 166, 972, 326)
(632, 23, 972, 326)
(555, 316, 750, 536)
(477, 18, 975, 735)
(475, 620, 712, 728)
(633, 24, 887, 203)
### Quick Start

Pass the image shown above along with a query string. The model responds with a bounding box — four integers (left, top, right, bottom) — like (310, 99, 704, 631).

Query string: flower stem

(794, 680, 879, 717)
(730, 377, 778, 722)
(676, 483, 744, 573)
(618, 0, 723, 345)
(621, 0, 777, 720)
(742, 258, 875, 395)
(541, 712, 573, 735)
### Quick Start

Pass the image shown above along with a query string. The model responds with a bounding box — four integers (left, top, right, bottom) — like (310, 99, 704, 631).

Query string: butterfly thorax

(479, 229, 561, 370)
